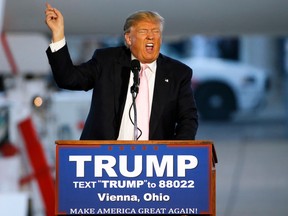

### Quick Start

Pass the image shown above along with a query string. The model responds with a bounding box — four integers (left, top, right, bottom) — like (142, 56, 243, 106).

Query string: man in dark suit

(45, 3, 198, 140)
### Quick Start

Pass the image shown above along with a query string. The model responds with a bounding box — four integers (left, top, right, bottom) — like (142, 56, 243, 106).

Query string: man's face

(125, 20, 162, 64)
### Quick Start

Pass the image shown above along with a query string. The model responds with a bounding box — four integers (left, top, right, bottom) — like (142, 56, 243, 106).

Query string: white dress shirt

(49, 38, 66, 52)
(117, 58, 156, 140)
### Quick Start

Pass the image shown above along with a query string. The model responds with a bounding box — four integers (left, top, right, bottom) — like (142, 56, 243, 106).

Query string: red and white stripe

(18, 117, 55, 216)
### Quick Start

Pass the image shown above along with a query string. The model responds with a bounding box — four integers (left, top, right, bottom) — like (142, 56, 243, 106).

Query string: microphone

(130, 59, 141, 94)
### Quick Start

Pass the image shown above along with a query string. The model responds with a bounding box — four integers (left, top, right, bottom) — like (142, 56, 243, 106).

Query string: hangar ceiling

(3, 0, 288, 37)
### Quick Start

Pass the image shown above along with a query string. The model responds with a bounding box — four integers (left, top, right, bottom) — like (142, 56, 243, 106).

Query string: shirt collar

(131, 55, 157, 73)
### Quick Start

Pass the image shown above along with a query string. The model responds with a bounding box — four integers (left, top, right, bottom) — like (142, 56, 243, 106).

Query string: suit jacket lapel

(113, 48, 131, 130)
(150, 55, 171, 137)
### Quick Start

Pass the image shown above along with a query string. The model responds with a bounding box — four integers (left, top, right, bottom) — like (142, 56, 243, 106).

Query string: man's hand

(45, 3, 65, 42)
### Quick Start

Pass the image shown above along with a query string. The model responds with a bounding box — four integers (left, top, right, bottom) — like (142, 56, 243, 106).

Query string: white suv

(181, 57, 270, 120)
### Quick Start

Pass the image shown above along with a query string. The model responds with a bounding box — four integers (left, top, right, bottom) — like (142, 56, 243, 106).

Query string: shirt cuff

(49, 38, 66, 52)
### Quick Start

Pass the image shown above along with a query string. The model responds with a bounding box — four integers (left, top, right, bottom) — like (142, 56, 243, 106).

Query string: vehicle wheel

(195, 83, 236, 121)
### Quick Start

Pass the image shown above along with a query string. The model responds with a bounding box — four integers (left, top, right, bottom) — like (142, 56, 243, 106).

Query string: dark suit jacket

(46, 45, 198, 140)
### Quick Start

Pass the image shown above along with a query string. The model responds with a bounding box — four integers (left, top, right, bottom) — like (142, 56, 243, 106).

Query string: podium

(55, 140, 217, 215)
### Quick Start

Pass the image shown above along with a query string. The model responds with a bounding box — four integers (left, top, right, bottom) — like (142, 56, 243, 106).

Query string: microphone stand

(131, 85, 138, 140)
(130, 59, 141, 141)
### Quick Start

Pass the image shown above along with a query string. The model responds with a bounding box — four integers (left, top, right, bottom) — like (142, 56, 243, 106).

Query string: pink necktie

(136, 64, 149, 140)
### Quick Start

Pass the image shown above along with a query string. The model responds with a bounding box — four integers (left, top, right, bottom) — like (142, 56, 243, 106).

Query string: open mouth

(146, 43, 154, 52)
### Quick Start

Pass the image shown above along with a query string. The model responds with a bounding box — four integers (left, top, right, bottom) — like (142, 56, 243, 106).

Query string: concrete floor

(196, 95, 288, 216)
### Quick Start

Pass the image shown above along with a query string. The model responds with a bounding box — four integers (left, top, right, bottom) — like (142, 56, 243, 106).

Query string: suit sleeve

(46, 44, 98, 91)
(174, 67, 198, 140)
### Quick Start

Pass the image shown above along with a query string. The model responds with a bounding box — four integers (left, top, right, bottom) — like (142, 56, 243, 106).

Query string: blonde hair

(123, 10, 165, 34)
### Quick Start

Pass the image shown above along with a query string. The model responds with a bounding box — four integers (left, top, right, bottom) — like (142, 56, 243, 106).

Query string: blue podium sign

(56, 142, 214, 215)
